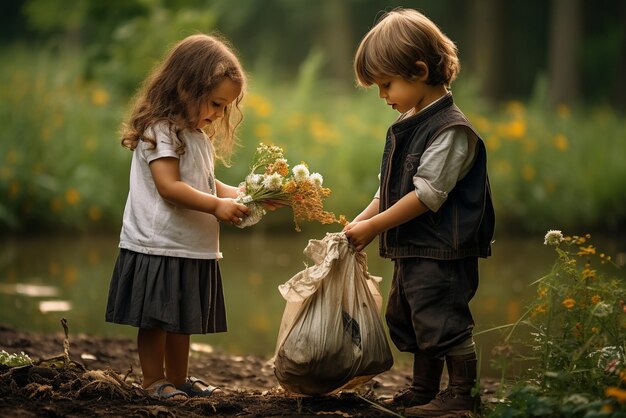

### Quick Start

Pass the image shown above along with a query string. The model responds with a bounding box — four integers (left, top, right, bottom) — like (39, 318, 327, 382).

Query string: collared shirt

(374, 95, 477, 212)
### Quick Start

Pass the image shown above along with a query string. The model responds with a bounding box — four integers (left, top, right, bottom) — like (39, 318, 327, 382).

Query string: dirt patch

(0, 325, 496, 417)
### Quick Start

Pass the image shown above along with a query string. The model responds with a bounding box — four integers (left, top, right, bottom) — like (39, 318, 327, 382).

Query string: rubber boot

(386, 353, 444, 408)
(405, 352, 481, 417)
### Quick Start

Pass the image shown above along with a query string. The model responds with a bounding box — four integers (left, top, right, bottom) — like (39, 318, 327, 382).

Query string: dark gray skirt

(105, 249, 227, 334)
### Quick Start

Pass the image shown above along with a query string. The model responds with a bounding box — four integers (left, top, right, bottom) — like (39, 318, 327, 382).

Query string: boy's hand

(344, 220, 378, 252)
(215, 198, 250, 225)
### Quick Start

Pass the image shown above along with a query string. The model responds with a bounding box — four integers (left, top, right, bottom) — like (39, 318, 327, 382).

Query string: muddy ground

(0, 325, 498, 417)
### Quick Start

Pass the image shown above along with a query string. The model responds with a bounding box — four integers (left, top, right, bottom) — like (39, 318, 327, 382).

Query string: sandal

(145, 379, 189, 402)
(178, 376, 222, 398)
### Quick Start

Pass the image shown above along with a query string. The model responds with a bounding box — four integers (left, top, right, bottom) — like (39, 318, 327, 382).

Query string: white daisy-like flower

(246, 174, 262, 185)
(592, 302, 613, 318)
(544, 230, 564, 246)
(309, 172, 323, 187)
(263, 172, 283, 191)
(292, 164, 310, 181)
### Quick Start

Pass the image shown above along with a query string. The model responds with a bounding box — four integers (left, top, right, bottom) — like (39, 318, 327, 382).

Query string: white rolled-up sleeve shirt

(374, 101, 477, 212)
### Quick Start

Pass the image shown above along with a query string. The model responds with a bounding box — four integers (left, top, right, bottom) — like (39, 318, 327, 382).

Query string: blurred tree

(468, 0, 506, 103)
(547, 0, 582, 107)
(615, 1, 626, 111)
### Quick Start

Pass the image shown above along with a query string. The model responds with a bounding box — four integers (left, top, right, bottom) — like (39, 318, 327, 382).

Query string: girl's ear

(414, 61, 429, 81)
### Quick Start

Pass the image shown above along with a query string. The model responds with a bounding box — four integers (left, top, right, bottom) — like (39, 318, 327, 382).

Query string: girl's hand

(214, 198, 250, 225)
(343, 220, 378, 252)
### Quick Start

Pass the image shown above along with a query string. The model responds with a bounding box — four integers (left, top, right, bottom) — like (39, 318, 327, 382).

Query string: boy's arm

(344, 192, 428, 252)
(352, 198, 380, 222)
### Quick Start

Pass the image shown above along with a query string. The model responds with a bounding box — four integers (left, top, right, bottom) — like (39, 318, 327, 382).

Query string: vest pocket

(400, 153, 422, 191)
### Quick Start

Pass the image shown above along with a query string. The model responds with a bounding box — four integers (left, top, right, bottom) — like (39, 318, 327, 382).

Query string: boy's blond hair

(354, 8, 460, 88)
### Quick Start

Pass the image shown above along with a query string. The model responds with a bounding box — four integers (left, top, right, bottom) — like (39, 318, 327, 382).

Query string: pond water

(1, 230, 623, 378)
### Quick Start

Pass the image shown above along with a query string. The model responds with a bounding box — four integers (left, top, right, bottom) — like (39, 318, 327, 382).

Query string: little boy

(344, 8, 495, 417)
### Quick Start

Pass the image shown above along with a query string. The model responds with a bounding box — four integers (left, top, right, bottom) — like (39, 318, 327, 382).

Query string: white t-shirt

(119, 122, 222, 259)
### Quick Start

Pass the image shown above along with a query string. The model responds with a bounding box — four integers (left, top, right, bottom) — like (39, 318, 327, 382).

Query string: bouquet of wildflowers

(236, 143, 346, 231)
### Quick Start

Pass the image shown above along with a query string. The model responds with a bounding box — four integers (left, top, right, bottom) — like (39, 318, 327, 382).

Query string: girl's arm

(149, 157, 249, 223)
(215, 180, 239, 199)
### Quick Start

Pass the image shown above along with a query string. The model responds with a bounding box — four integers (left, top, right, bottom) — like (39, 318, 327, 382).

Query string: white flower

(292, 164, 310, 181)
(309, 172, 323, 187)
(263, 172, 283, 191)
(544, 230, 564, 246)
(247, 174, 263, 185)
(592, 301, 613, 318)
(563, 394, 589, 405)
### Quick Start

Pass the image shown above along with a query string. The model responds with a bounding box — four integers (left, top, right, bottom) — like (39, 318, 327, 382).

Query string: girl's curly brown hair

(121, 33, 246, 166)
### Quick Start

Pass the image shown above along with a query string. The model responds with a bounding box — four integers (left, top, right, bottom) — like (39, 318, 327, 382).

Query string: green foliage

(0, 47, 129, 232)
(0, 350, 33, 367)
(486, 231, 626, 417)
(1, 42, 626, 233)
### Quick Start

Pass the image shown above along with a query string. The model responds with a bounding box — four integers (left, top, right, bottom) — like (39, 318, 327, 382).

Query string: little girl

(105, 33, 251, 401)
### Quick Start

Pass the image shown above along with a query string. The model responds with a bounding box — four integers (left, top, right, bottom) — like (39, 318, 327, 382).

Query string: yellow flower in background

(522, 164, 535, 181)
(591, 295, 601, 304)
(245, 93, 273, 118)
(254, 123, 272, 139)
(91, 87, 109, 106)
(582, 264, 597, 280)
(472, 115, 491, 133)
(485, 135, 501, 151)
(554, 133, 569, 151)
(505, 100, 526, 117)
(557, 104, 571, 119)
(562, 298, 576, 309)
(498, 119, 526, 139)
(606, 386, 626, 404)
(308, 115, 339, 144)
(65, 188, 80, 205)
(577, 245, 596, 256)
(88, 206, 101, 221)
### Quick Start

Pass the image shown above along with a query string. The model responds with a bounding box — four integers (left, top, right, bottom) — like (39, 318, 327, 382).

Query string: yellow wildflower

(91, 87, 109, 106)
(553, 134, 569, 151)
(606, 386, 626, 404)
(556, 104, 570, 118)
(88, 206, 102, 221)
(562, 298, 576, 309)
(65, 188, 80, 205)
(577, 245, 596, 256)
(591, 295, 601, 305)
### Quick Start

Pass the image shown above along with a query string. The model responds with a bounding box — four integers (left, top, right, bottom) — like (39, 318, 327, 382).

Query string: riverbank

(0, 325, 500, 417)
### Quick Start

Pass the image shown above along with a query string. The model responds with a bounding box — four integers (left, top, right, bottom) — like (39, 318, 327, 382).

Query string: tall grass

(1, 47, 625, 234)
(486, 231, 626, 417)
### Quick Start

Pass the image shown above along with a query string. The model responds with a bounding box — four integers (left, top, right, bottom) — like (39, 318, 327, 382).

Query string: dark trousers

(385, 257, 478, 359)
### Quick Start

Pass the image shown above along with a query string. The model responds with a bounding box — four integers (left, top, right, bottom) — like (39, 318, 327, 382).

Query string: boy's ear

(414, 61, 429, 81)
